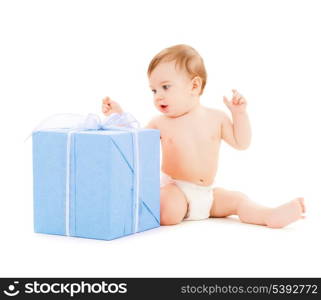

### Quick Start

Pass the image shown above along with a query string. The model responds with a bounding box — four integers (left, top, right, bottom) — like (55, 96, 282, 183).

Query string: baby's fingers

(232, 96, 240, 105)
(237, 92, 246, 105)
(232, 89, 244, 104)
(231, 90, 238, 104)
(102, 103, 110, 114)
(102, 96, 111, 105)
(223, 96, 232, 108)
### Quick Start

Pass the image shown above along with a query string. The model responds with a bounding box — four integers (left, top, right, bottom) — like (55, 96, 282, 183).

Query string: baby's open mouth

(160, 104, 169, 112)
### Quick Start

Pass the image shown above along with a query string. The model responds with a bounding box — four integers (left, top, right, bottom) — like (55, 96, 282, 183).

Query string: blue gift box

(32, 128, 160, 240)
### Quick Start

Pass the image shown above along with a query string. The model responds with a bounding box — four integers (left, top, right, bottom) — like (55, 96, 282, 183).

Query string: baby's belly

(161, 144, 219, 186)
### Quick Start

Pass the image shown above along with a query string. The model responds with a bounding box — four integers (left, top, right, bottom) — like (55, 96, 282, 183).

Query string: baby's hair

(147, 44, 207, 95)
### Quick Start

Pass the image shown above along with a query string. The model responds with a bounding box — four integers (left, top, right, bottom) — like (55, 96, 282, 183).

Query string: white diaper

(161, 173, 215, 221)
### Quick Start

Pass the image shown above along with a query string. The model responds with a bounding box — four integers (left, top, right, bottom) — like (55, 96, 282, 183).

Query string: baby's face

(149, 61, 197, 118)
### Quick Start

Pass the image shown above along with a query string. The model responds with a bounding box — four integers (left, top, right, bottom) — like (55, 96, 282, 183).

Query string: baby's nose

(155, 93, 164, 101)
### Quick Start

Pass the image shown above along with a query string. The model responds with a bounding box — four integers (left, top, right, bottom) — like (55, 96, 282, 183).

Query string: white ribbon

(31, 113, 141, 236)
(131, 129, 140, 234)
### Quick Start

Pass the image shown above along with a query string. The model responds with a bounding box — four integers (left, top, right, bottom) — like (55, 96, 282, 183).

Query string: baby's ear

(191, 76, 202, 94)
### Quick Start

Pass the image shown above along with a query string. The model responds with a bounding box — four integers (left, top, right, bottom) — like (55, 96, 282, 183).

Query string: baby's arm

(221, 89, 252, 150)
(101, 96, 159, 130)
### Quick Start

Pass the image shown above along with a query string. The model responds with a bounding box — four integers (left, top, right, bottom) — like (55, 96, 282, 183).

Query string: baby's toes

(295, 197, 306, 215)
(298, 197, 306, 214)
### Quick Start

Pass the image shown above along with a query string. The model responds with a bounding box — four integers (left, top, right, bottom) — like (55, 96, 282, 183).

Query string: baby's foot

(265, 197, 305, 229)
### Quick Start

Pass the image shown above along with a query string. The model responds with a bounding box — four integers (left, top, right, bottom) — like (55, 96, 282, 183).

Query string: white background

(0, 0, 320, 277)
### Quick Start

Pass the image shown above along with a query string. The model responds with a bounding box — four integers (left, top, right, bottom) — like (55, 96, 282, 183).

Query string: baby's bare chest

(159, 120, 221, 148)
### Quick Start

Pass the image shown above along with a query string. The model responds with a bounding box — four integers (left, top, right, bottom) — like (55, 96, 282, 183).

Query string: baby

(101, 44, 305, 228)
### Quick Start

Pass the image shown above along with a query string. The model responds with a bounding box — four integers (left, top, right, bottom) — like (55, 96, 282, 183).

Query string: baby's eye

(151, 89, 156, 94)
(162, 85, 170, 90)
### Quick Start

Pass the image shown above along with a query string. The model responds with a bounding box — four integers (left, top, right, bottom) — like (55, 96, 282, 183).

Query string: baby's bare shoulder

(145, 115, 164, 129)
(205, 107, 226, 121)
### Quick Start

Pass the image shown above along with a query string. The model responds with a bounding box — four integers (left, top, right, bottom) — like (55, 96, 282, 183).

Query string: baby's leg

(210, 187, 305, 228)
(160, 183, 188, 226)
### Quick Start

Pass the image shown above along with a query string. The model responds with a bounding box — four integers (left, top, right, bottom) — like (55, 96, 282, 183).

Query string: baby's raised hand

(223, 89, 247, 114)
(102, 96, 123, 116)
